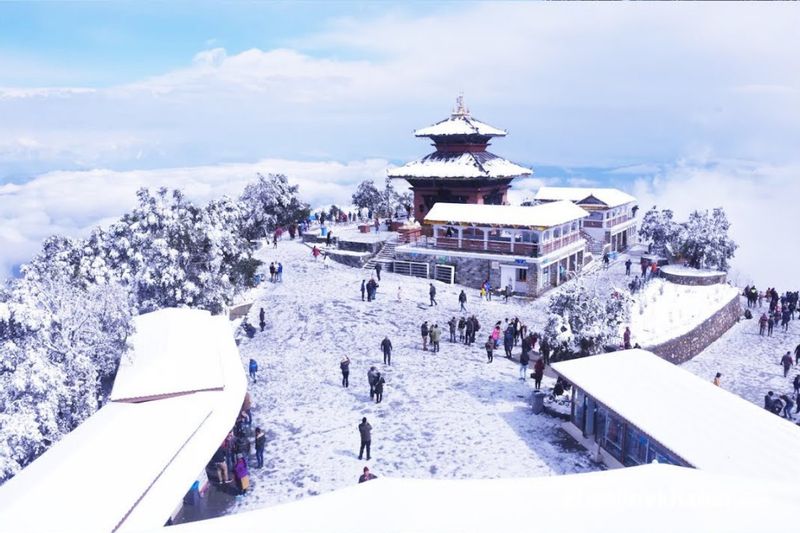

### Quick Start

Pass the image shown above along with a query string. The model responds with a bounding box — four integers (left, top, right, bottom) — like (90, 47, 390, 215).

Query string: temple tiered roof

(388, 96, 531, 182)
(388, 151, 530, 180)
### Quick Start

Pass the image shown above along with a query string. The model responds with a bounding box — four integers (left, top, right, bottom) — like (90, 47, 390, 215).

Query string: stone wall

(338, 239, 383, 254)
(327, 250, 371, 268)
(646, 293, 742, 364)
(661, 269, 727, 286)
(395, 250, 491, 289)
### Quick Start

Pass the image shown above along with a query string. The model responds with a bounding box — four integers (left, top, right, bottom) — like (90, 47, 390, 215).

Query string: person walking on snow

(459, 290, 467, 312)
(375, 262, 382, 282)
(759, 313, 768, 336)
(358, 417, 372, 460)
(533, 357, 544, 390)
(340, 356, 350, 388)
(793, 374, 800, 395)
(397, 286, 402, 301)
(781, 351, 793, 377)
(312, 245, 321, 260)
(429, 283, 438, 306)
(421, 321, 429, 351)
(374, 373, 385, 403)
(625, 258, 632, 276)
(713, 372, 721, 387)
(519, 349, 530, 380)
(368, 366, 378, 399)
(259, 307, 266, 330)
(623, 327, 632, 350)
(360, 280, 366, 301)
(458, 317, 466, 342)
(358, 466, 377, 483)
(249, 358, 258, 382)
(795, 343, 800, 365)
(277, 262, 283, 282)
(381, 336, 393, 365)
(603, 252, 610, 269)
(485, 335, 495, 363)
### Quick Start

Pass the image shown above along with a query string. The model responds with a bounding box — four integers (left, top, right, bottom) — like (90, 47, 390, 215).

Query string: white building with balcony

(533, 187, 638, 253)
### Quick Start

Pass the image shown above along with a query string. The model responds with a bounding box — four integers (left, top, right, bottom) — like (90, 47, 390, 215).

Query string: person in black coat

(519, 350, 530, 380)
(360, 280, 366, 301)
(374, 373, 386, 403)
(375, 262, 382, 281)
(340, 356, 350, 388)
(358, 417, 372, 460)
(381, 337, 393, 365)
(458, 290, 467, 312)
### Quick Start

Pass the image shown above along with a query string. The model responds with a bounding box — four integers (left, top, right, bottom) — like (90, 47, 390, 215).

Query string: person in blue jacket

(249, 358, 258, 382)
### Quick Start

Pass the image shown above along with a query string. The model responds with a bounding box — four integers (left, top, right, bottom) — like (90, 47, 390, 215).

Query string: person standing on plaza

(430, 324, 441, 353)
(374, 373, 386, 403)
(368, 366, 378, 399)
(360, 280, 366, 301)
(421, 321, 429, 351)
(533, 357, 544, 390)
(254, 427, 266, 468)
(381, 336, 393, 365)
(358, 417, 372, 460)
(340, 356, 351, 388)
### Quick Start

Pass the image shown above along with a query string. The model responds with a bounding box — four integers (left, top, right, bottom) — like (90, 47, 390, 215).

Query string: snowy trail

(229, 239, 599, 513)
(682, 301, 800, 407)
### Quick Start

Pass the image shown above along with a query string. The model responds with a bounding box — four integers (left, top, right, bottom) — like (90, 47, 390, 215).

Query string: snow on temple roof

(414, 95, 507, 137)
(387, 151, 531, 180)
(414, 115, 507, 137)
(534, 186, 636, 208)
(0, 309, 247, 533)
(165, 464, 795, 533)
(551, 350, 800, 483)
(111, 308, 223, 402)
(425, 200, 588, 229)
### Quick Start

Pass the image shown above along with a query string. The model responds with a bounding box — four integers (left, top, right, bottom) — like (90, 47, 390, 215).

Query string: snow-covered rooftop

(0, 308, 247, 533)
(165, 463, 795, 533)
(387, 151, 531, 180)
(534, 186, 636, 208)
(414, 114, 506, 138)
(111, 308, 224, 401)
(551, 349, 800, 483)
(425, 200, 588, 229)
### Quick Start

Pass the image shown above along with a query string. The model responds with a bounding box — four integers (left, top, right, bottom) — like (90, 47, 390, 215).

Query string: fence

(393, 260, 430, 279)
(434, 264, 455, 284)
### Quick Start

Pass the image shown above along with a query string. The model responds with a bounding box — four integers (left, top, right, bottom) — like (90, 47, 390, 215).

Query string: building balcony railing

(583, 214, 632, 229)
(409, 232, 582, 258)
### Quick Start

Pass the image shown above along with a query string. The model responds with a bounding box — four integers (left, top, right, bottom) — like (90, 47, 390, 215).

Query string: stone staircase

(363, 239, 398, 271)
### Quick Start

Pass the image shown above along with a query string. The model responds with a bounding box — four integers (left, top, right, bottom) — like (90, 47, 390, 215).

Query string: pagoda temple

(388, 96, 532, 222)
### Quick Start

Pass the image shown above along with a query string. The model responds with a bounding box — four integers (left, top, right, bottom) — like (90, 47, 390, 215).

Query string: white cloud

(0, 158, 389, 278)
(0, 3, 798, 173)
(631, 159, 800, 290)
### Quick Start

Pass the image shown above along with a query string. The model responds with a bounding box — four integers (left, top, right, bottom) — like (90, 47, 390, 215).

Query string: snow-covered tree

(543, 279, 632, 358)
(239, 173, 309, 241)
(351, 179, 383, 214)
(0, 273, 133, 483)
(638, 206, 681, 250)
(675, 207, 737, 270)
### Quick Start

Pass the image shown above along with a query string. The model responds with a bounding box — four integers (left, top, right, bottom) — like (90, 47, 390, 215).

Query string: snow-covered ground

(682, 300, 800, 407)
(228, 238, 600, 514)
(630, 279, 739, 346)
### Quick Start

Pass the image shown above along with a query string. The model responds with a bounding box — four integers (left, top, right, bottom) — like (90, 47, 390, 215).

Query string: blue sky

(0, 1, 430, 85)
(0, 2, 799, 286)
